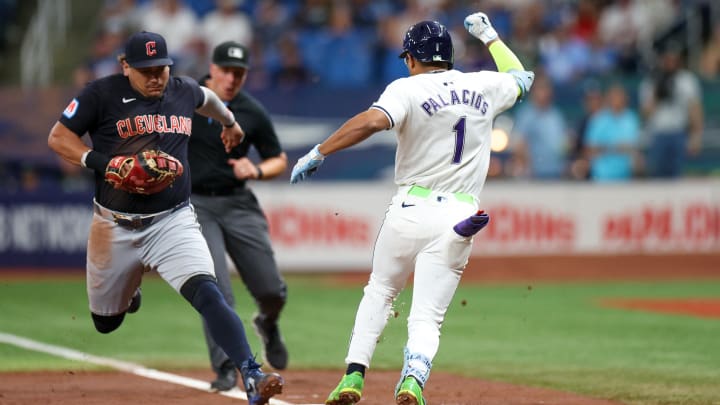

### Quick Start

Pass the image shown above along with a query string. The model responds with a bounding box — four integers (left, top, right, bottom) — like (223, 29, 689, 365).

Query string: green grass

(1, 274, 719, 405)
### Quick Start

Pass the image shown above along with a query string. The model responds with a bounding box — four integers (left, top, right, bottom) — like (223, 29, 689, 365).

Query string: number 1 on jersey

(452, 116, 466, 164)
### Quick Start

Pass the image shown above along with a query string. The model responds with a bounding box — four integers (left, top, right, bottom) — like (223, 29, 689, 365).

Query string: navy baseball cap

(124, 31, 174, 68)
(212, 41, 250, 68)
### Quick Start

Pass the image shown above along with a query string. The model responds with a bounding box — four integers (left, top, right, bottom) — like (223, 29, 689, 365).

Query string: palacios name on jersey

(420, 89, 489, 116)
(115, 114, 193, 138)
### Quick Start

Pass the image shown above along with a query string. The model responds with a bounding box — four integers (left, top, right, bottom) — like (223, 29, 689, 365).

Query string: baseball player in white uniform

(290, 13, 534, 405)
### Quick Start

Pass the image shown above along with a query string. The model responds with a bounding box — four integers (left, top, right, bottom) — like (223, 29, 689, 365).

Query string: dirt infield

(602, 298, 720, 319)
(434, 253, 718, 283)
(1, 254, 718, 405)
(0, 369, 624, 405)
(329, 254, 720, 285)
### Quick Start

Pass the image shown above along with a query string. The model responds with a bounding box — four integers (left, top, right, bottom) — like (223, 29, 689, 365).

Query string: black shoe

(210, 360, 238, 392)
(127, 289, 141, 314)
(253, 315, 288, 370)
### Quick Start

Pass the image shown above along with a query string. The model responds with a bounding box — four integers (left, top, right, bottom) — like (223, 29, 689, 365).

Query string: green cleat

(395, 376, 426, 405)
(325, 371, 364, 405)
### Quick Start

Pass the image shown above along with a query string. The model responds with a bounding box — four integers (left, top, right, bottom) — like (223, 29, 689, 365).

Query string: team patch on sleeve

(63, 98, 79, 118)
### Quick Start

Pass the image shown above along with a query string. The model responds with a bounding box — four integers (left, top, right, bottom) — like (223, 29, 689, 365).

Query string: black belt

(192, 185, 246, 196)
(93, 200, 189, 230)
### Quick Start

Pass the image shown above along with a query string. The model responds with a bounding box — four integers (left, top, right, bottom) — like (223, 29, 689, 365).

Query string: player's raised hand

(221, 122, 244, 153)
(290, 144, 325, 184)
(464, 12, 498, 44)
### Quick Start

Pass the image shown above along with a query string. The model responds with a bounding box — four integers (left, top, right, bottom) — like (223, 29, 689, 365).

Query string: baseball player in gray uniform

(290, 13, 534, 405)
(47, 31, 283, 405)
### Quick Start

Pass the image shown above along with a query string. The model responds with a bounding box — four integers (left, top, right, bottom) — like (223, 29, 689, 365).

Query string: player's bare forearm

(318, 109, 389, 156)
(47, 121, 90, 166)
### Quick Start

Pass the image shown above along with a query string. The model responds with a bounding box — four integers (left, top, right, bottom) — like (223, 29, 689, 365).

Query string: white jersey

(372, 69, 518, 197)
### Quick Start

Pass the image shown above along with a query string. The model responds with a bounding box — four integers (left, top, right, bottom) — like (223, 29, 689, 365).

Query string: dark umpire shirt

(59, 74, 205, 214)
(189, 77, 283, 193)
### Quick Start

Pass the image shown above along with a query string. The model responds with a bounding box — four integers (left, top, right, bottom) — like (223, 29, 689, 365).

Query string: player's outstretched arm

(196, 86, 236, 126)
(319, 108, 389, 156)
(196, 86, 245, 151)
(290, 108, 389, 184)
(464, 12, 534, 101)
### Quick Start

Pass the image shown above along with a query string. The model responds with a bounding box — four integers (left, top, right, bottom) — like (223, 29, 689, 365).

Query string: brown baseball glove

(105, 150, 184, 194)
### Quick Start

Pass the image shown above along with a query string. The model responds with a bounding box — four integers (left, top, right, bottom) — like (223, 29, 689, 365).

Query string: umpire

(189, 41, 289, 391)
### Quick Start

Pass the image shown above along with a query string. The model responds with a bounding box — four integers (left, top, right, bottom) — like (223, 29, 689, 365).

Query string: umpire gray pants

(191, 189, 287, 372)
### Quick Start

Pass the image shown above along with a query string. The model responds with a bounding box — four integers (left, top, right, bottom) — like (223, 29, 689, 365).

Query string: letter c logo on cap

(146, 41, 157, 56)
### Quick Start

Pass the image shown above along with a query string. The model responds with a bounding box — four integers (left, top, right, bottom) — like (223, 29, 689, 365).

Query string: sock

(347, 363, 366, 377)
(182, 277, 252, 367)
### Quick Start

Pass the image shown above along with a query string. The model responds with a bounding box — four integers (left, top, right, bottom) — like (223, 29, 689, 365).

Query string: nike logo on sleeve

(401, 202, 415, 208)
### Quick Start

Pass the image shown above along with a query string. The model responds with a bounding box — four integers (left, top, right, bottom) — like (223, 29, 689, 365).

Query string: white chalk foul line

(0, 332, 307, 405)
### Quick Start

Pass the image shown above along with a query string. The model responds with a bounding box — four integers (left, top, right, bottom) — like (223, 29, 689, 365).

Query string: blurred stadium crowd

(75, 0, 719, 87)
(0, 0, 719, 194)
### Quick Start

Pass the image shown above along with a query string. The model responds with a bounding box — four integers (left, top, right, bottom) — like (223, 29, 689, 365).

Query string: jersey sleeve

(370, 78, 409, 129)
(178, 76, 206, 108)
(58, 82, 101, 137)
(481, 71, 521, 115)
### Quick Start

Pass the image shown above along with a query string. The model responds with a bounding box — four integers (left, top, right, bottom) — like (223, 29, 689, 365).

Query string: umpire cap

(212, 41, 250, 68)
(124, 31, 174, 68)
